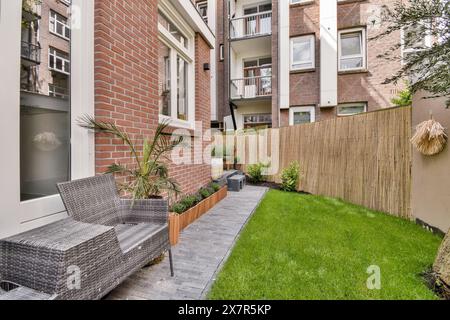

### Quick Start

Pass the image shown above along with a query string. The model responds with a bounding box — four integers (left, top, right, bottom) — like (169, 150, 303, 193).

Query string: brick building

(215, 0, 408, 130)
(0, 0, 215, 238)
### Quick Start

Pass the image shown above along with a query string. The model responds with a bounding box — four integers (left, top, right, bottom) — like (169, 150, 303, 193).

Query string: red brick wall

(94, 0, 211, 197)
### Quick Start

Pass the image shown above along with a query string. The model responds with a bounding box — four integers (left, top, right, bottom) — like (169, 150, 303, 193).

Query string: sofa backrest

(57, 174, 122, 226)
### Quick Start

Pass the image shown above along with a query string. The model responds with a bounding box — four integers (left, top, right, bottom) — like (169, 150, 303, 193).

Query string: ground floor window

(289, 106, 315, 126)
(337, 102, 367, 116)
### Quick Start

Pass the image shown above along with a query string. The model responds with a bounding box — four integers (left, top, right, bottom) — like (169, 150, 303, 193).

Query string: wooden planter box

(169, 186, 228, 246)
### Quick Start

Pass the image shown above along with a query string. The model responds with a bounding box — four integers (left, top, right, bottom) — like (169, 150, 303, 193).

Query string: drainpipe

(229, 101, 238, 130)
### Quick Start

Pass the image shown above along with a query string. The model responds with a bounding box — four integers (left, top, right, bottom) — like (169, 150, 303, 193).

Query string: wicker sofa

(0, 174, 173, 300)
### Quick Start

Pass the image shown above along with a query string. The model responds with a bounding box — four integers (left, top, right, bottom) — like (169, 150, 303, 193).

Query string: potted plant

(78, 116, 184, 246)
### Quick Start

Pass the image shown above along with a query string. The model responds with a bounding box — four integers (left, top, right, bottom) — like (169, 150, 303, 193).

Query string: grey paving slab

(106, 185, 268, 300)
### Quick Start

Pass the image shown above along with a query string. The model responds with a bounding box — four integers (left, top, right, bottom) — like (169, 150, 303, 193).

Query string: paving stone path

(107, 186, 268, 300)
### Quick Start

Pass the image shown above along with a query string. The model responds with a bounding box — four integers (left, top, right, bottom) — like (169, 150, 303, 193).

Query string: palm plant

(78, 115, 183, 200)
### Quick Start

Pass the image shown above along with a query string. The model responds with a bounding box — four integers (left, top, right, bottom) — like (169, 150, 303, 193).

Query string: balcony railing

(49, 84, 69, 100)
(230, 12, 272, 40)
(21, 41, 41, 65)
(230, 76, 272, 100)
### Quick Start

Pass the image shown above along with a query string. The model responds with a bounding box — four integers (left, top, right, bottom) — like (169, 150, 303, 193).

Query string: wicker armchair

(0, 174, 173, 300)
(57, 174, 174, 281)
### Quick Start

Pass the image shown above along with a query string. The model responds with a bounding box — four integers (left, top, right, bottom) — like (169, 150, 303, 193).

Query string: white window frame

(49, 47, 70, 75)
(49, 10, 71, 41)
(196, 1, 208, 23)
(337, 102, 367, 116)
(338, 28, 367, 72)
(289, 106, 316, 126)
(158, 2, 196, 130)
(290, 35, 315, 71)
(0, 0, 94, 237)
(400, 24, 432, 65)
(290, 0, 314, 5)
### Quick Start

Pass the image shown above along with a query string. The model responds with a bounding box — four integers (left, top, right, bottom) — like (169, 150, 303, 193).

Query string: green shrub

(171, 203, 186, 215)
(247, 163, 269, 183)
(180, 195, 197, 209)
(281, 161, 300, 192)
(194, 193, 203, 203)
(199, 188, 212, 199)
(210, 183, 221, 192)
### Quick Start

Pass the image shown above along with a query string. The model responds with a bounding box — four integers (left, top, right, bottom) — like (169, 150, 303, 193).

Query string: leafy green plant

(180, 195, 198, 209)
(247, 163, 270, 184)
(281, 161, 300, 192)
(210, 183, 221, 192)
(78, 115, 183, 200)
(391, 82, 412, 107)
(171, 203, 186, 215)
(194, 193, 203, 203)
(199, 188, 212, 199)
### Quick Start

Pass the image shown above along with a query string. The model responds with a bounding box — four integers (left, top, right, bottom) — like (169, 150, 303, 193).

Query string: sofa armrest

(119, 198, 168, 225)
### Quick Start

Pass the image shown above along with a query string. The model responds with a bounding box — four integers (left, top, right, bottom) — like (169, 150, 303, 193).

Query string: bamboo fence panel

(235, 106, 412, 218)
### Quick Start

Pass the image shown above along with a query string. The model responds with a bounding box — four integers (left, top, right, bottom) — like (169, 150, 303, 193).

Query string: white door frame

(0, 0, 95, 238)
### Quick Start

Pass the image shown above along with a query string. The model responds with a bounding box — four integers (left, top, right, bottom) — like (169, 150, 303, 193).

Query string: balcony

(21, 41, 41, 66)
(49, 84, 70, 100)
(230, 11, 272, 40)
(230, 76, 272, 100)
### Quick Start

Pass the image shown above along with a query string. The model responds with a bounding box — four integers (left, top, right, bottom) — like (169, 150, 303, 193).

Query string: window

(177, 55, 188, 121)
(338, 28, 366, 71)
(159, 42, 171, 117)
(19, 1, 73, 202)
(49, 47, 70, 74)
(158, 11, 188, 49)
(242, 3, 272, 37)
(337, 103, 367, 116)
(158, 9, 194, 128)
(49, 10, 70, 40)
(243, 114, 272, 129)
(196, 1, 208, 23)
(289, 106, 316, 126)
(291, 35, 315, 70)
(244, 3, 272, 15)
(401, 24, 431, 64)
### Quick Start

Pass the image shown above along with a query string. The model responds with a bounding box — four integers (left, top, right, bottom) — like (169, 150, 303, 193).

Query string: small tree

(373, 0, 450, 106)
(391, 82, 413, 107)
(78, 115, 183, 200)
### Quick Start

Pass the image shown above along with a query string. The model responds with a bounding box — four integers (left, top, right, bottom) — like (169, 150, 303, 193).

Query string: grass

(208, 190, 443, 300)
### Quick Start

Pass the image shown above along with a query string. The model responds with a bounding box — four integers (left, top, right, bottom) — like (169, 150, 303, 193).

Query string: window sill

(290, 68, 316, 74)
(159, 115, 195, 131)
(290, 1, 315, 8)
(49, 30, 70, 42)
(338, 69, 369, 75)
(338, 0, 367, 5)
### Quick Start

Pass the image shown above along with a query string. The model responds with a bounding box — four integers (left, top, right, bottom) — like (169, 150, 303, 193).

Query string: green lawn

(208, 190, 442, 300)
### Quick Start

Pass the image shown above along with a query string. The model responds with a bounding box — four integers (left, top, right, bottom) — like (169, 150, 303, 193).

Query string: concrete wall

(411, 92, 450, 233)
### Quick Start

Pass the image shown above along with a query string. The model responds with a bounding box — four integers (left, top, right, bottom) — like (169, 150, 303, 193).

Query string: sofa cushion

(114, 223, 166, 253)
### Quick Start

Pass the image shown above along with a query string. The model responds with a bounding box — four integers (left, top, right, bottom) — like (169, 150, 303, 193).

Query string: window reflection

(20, 0, 71, 201)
